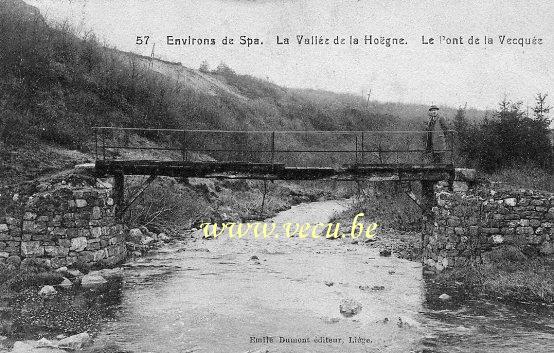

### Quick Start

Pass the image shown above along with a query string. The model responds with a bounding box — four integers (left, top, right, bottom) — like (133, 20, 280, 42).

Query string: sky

(27, 0, 554, 117)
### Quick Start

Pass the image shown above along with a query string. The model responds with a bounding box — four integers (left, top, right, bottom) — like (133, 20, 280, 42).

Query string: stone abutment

(0, 167, 126, 269)
(423, 169, 553, 271)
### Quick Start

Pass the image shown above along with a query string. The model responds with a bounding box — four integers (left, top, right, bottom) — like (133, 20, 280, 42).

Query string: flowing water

(85, 200, 553, 353)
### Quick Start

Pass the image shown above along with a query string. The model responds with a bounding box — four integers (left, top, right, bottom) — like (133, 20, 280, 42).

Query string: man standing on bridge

(424, 105, 450, 164)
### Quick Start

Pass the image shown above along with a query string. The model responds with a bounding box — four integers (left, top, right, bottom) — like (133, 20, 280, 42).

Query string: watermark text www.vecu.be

(200, 213, 378, 240)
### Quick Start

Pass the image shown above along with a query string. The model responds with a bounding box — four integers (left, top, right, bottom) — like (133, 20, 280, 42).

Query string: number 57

(136, 36, 150, 45)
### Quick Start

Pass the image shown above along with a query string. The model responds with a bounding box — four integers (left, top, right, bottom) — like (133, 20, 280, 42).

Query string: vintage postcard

(0, 1, 552, 352)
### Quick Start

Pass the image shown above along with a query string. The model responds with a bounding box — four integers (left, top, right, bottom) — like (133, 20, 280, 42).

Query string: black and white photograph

(0, 0, 552, 352)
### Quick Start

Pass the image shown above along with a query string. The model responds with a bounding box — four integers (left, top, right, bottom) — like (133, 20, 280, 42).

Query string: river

(85, 200, 553, 353)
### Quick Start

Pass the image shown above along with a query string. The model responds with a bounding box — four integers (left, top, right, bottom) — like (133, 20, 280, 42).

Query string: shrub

(489, 165, 554, 192)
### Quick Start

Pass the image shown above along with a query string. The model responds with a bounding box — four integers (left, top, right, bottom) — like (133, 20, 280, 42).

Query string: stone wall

(0, 170, 126, 269)
(424, 178, 554, 271)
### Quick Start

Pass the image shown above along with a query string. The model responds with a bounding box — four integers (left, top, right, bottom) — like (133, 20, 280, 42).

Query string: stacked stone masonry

(0, 176, 126, 269)
(424, 180, 554, 271)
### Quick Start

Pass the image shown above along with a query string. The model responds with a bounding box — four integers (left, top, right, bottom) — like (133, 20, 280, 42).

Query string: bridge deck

(93, 127, 457, 181)
(95, 160, 454, 181)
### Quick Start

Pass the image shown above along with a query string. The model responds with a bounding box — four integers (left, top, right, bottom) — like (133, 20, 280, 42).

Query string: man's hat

(429, 105, 439, 111)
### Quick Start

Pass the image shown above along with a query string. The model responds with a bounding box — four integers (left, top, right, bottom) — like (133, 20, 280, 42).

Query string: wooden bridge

(92, 127, 457, 216)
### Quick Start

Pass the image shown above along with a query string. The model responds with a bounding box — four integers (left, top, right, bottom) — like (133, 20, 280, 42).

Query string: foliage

(489, 165, 554, 192)
(199, 60, 210, 73)
(436, 256, 554, 303)
(0, 261, 62, 293)
(455, 96, 553, 173)
(0, 5, 464, 156)
(330, 181, 423, 232)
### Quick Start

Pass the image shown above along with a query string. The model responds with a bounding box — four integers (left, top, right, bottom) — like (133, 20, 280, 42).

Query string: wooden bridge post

(421, 180, 436, 217)
(181, 130, 187, 162)
(270, 131, 275, 166)
(420, 180, 436, 252)
(355, 134, 359, 165)
(113, 171, 125, 219)
(361, 132, 365, 165)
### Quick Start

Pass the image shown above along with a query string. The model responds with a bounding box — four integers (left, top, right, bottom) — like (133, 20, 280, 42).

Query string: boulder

(81, 273, 107, 288)
(67, 269, 84, 278)
(439, 293, 451, 301)
(38, 285, 57, 296)
(141, 236, 155, 245)
(96, 267, 124, 279)
(158, 233, 170, 242)
(128, 228, 143, 243)
(339, 299, 362, 317)
(59, 278, 72, 288)
(58, 332, 92, 350)
(35, 338, 56, 348)
(129, 228, 155, 245)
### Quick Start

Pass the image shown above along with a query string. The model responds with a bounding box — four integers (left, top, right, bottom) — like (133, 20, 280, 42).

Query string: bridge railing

(93, 127, 458, 167)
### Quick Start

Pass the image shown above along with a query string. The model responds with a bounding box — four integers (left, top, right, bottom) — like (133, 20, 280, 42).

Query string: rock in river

(66, 268, 83, 278)
(58, 332, 92, 350)
(59, 277, 72, 288)
(96, 267, 124, 279)
(38, 285, 57, 296)
(158, 233, 171, 242)
(128, 228, 144, 243)
(81, 273, 107, 288)
(339, 298, 362, 317)
(141, 236, 155, 245)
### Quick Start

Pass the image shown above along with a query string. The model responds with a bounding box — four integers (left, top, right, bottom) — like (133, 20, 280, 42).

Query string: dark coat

(425, 115, 449, 152)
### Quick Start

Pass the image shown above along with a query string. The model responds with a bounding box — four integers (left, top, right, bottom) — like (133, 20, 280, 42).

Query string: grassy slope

(0, 0, 493, 189)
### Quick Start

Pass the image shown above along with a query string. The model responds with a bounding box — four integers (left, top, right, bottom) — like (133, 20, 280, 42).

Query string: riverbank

(1, 199, 553, 353)
(331, 194, 554, 305)
(433, 257, 554, 304)
(0, 174, 355, 350)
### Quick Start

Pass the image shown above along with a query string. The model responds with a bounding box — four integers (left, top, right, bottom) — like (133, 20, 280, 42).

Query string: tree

(453, 105, 481, 168)
(533, 93, 551, 127)
(199, 60, 209, 73)
(531, 93, 553, 170)
(476, 96, 552, 172)
(213, 62, 235, 76)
